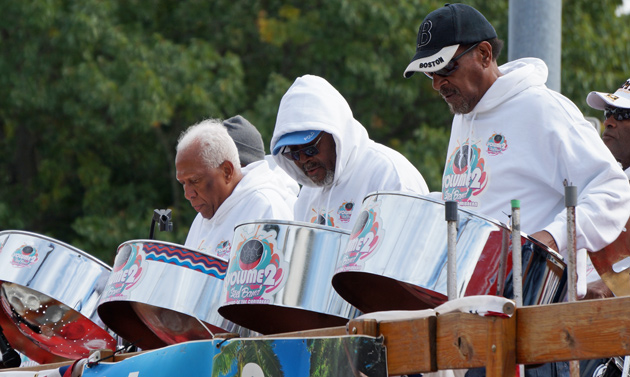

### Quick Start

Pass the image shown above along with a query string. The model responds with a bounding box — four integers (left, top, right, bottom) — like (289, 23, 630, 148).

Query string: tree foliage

(0, 0, 627, 262)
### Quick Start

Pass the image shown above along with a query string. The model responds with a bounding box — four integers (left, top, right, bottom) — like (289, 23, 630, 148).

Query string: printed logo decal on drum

(442, 140, 488, 206)
(224, 225, 288, 304)
(337, 201, 354, 224)
(215, 240, 231, 259)
(104, 243, 144, 299)
(10, 244, 39, 268)
(336, 198, 383, 272)
(486, 133, 508, 156)
(310, 208, 335, 227)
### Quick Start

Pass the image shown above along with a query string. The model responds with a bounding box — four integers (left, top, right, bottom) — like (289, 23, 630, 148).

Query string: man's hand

(530, 230, 558, 252)
(582, 279, 614, 300)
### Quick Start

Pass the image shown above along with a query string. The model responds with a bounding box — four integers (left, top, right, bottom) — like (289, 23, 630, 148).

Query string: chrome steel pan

(331, 192, 566, 313)
(0, 230, 116, 363)
(218, 220, 361, 335)
(97, 240, 253, 350)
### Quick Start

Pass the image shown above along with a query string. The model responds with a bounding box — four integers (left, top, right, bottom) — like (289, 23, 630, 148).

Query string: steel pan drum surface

(588, 215, 630, 297)
(332, 192, 566, 313)
(0, 230, 116, 363)
(218, 220, 361, 335)
(97, 240, 251, 350)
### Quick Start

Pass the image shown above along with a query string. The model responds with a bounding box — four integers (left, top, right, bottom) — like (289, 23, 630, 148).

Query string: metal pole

(511, 200, 523, 308)
(565, 186, 578, 302)
(565, 185, 580, 377)
(496, 228, 509, 297)
(446, 201, 458, 301)
(511, 199, 525, 377)
(508, 0, 562, 92)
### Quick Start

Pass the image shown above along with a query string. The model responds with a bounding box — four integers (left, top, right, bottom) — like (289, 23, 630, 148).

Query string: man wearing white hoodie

(404, 3, 630, 280)
(176, 119, 295, 259)
(270, 74, 429, 231)
(403, 3, 630, 377)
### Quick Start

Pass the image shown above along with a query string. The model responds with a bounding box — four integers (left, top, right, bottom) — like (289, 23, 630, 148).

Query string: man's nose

(184, 185, 197, 200)
(296, 151, 312, 163)
(432, 75, 446, 91)
(604, 116, 617, 129)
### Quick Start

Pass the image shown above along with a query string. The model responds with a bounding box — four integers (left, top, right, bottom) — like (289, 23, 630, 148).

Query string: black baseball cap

(403, 3, 497, 78)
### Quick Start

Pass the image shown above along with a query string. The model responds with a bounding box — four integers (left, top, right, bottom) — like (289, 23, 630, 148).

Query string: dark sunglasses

(604, 106, 630, 121)
(282, 133, 323, 161)
(424, 42, 480, 79)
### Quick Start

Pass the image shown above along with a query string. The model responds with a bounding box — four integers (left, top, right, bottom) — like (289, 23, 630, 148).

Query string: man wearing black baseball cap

(405, 4, 630, 376)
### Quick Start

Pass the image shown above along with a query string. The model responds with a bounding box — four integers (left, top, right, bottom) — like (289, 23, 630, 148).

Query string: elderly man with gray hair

(175, 118, 296, 259)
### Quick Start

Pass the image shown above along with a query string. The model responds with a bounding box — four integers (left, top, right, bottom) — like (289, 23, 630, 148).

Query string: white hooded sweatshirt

(442, 57, 630, 259)
(184, 159, 296, 258)
(271, 75, 429, 231)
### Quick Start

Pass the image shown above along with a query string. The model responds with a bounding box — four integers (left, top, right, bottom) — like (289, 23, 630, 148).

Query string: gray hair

(176, 118, 241, 169)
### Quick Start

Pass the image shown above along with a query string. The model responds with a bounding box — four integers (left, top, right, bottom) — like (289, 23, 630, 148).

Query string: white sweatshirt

(442, 57, 630, 258)
(271, 75, 429, 231)
(184, 160, 296, 258)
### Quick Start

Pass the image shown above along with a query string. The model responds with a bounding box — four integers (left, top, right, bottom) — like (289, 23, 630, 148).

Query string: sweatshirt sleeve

(542, 113, 630, 255)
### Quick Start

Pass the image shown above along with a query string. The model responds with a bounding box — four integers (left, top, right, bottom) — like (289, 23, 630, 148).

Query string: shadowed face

(602, 106, 630, 170)
(284, 132, 337, 186)
(427, 42, 493, 115)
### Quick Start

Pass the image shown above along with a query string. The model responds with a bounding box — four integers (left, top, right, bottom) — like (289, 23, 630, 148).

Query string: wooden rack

(6, 296, 630, 377)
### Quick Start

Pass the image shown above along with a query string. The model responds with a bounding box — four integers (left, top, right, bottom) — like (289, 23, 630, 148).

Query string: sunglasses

(282, 133, 323, 161)
(604, 106, 630, 121)
(424, 42, 480, 79)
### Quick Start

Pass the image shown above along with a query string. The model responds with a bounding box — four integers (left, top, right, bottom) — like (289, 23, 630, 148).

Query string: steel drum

(0, 230, 116, 364)
(588, 214, 630, 297)
(331, 192, 567, 313)
(217, 220, 361, 335)
(97, 240, 252, 350)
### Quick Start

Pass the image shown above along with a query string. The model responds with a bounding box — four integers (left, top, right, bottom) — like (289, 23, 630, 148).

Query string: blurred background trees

(1, 0, 628, 263)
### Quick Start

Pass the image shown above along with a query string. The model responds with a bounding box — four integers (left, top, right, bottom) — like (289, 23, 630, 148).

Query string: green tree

(1, 0, 628, 262)
(561, 0, 630, 120)
(212, 339, 283, 377)
(0, 1, 246, 262)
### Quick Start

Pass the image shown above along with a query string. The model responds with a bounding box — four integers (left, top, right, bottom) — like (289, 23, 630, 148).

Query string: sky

(617, 0, 630, 15)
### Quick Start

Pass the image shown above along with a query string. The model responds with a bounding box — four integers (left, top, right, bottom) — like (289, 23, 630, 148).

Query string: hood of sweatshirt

(270, 75, 372, 188)
(467, 57, 548, 117)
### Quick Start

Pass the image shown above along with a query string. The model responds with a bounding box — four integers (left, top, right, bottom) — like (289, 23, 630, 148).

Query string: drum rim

(361, 191, 565, 262)
(363, 190, 509, 226)
(233, 219, 351, 235)
(0, 229, 112, 269)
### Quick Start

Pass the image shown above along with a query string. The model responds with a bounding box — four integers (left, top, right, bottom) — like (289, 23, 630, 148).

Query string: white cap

(586, 79, 630, 110)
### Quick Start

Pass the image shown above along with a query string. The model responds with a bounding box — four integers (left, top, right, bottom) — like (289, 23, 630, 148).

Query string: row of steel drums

(0, 192, 568, 364)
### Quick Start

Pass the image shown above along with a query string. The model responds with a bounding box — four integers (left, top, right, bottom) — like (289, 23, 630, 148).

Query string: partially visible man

(581, 79, 630, 299)
(223, 114, 300, 198)
(176, 119, 295, 259)
(576, 78, 630, 377)
(223, 115, 266, 167)
(270, 74, 429, 231)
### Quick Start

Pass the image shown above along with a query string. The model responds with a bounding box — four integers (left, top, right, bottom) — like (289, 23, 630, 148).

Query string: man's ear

(478, 41, 493, 67)
(220, 160, 235, 183)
